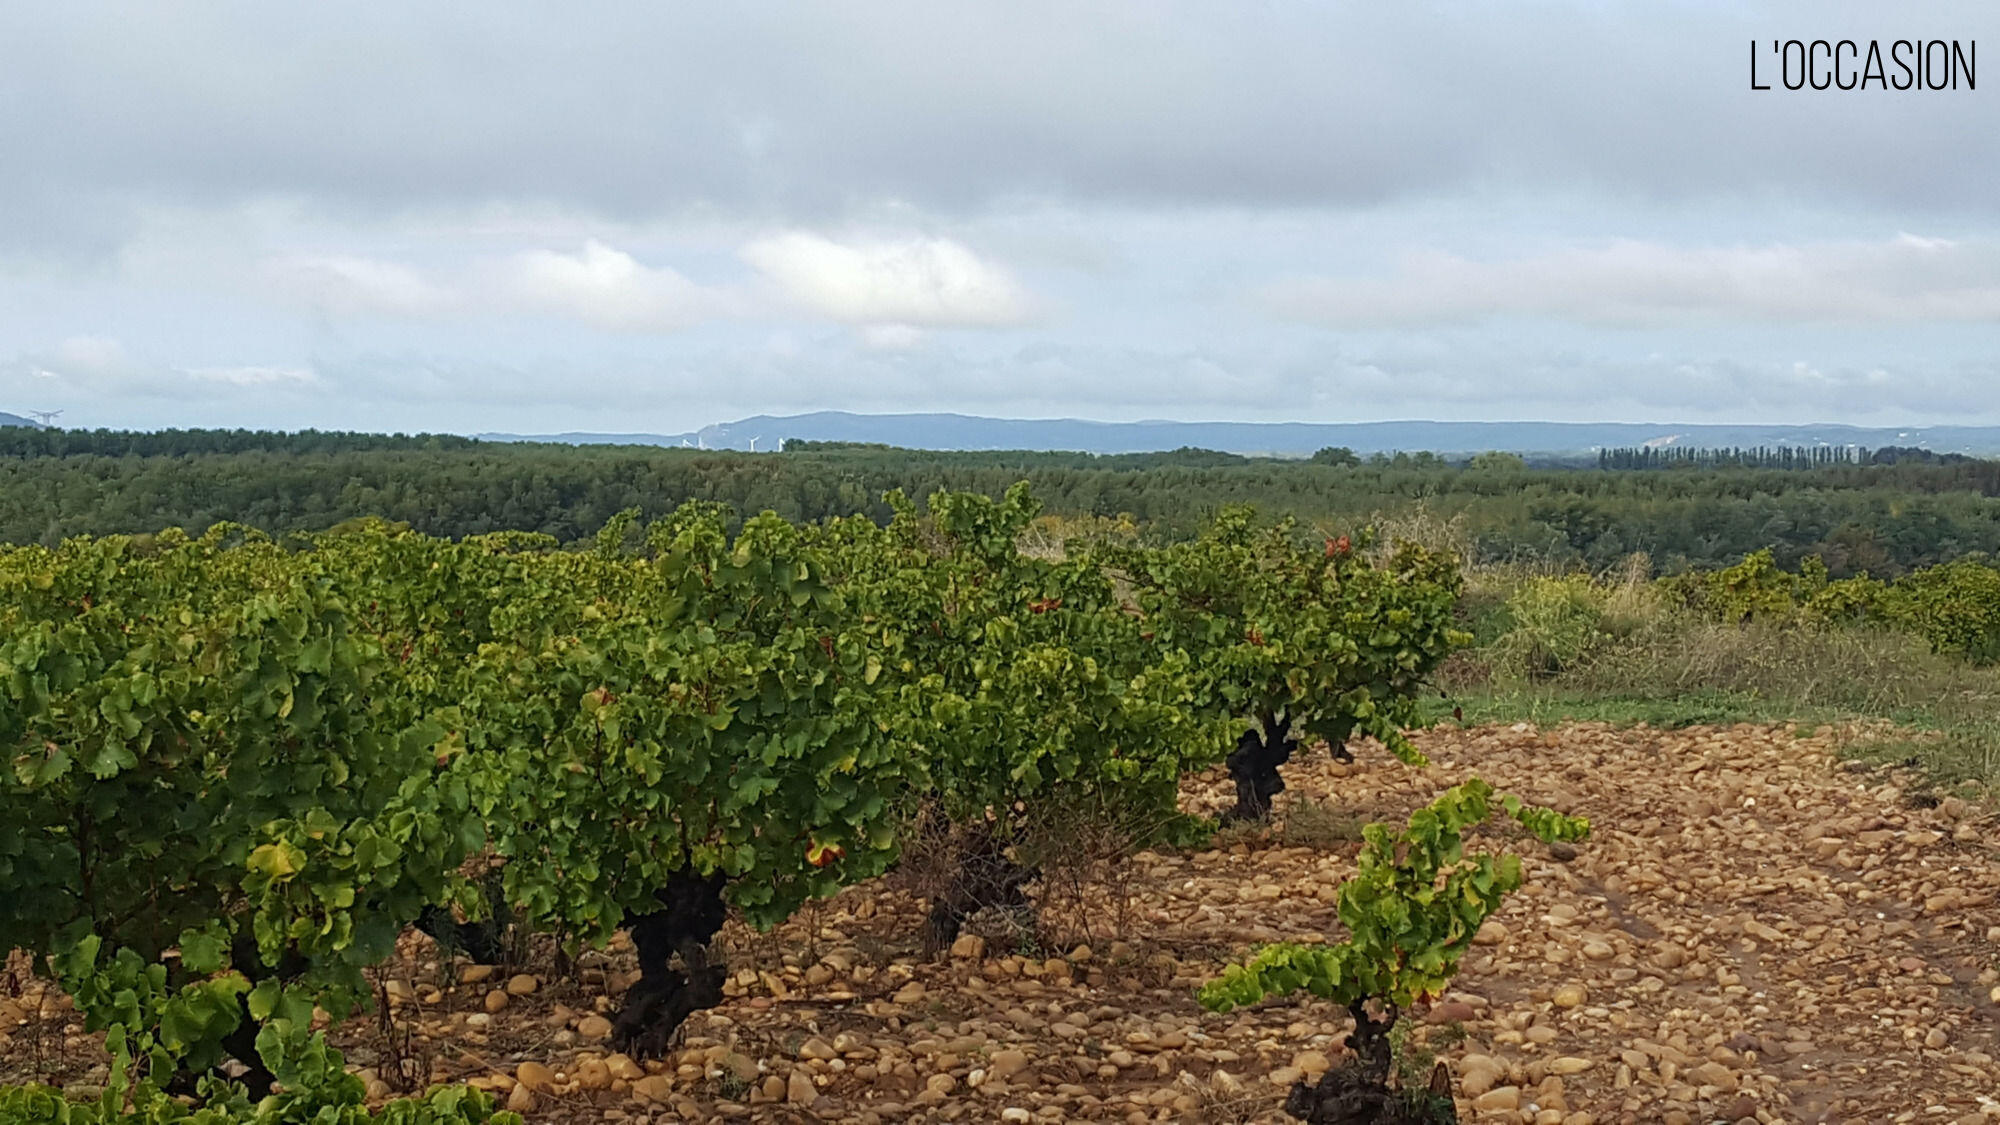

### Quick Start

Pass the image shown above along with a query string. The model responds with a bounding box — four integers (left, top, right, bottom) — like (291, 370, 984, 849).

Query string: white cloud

(2, 337, 317, 399)
(742, 232, 1035, 327)
(495, 240, 728, 332)
(186, 365, 317, 386)
(283, 234, 1033, 334)
(274, 255, 458, 317)
(262, 241, 738, 332)
(1263, 236, 2000, 328)
(43, 335, 135, 377)
(857, 323, 926, 351)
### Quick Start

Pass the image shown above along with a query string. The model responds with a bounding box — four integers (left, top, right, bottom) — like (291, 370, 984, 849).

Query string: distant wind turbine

(27, 409, 62, 426)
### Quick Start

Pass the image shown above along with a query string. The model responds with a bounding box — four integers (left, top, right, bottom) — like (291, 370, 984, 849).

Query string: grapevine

(0, 489, 1477, 1112)
(1102, 509, 1468, 821)
(1199, 779, 1589, 1123)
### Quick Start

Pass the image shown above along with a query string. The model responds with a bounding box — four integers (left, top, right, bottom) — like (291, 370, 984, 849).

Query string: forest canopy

(4, 427, 1999, 576)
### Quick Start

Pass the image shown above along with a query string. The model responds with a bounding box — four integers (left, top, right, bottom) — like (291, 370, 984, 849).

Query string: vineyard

(6, 487, 1999, 1123)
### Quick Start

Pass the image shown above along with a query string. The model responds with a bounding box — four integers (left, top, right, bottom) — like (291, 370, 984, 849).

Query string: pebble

(513, 1061, 554, 1092)
(630, 1074, 671, 1104)
(1427, 1000, 1478, 1024)
(605, 1053, 645, 1081)
(573, 1058, 610, 1090)
(1292, 1050, 1331, 1076)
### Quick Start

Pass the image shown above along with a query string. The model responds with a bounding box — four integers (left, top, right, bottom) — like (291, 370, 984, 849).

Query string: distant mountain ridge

(0, 412, 43, 429)
(478, 411, 2000, 457)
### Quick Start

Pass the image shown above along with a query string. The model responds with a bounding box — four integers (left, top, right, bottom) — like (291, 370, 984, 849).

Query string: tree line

(1594, 444, 1973, 470)
(4, 428, 2000, 576)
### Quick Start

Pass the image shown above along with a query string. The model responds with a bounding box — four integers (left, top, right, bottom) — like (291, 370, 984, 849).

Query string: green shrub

(1892, 558, 2000, 665)
(1802, 573, 1895, 625)
(1662, 548, 1802, 622)
(1488, 576, 1607, 679)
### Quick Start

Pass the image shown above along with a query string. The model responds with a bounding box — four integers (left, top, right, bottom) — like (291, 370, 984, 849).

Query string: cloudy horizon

(3, 2, 1996, 433)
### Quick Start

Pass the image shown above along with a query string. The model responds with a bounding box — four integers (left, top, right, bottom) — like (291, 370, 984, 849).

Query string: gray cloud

(220, 337, 2000, 426)
(271, 255, 461, 319)
(3, 1, 1996, 254)
(1, 336, 318, 401)
(13, 324, 2000, 433)
(1263, 235, 2000, 328)
(4, 2, 1998, 432)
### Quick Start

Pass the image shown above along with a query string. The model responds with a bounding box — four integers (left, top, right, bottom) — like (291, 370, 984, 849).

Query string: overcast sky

(2, 2, 1996, 433)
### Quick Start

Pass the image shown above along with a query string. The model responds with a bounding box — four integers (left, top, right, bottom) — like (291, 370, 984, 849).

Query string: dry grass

(1015, 513, 1140, 561)
(1444, 564, 2000, 793)
(1358, 500, 1475, 570)
(1280, 797, 1368, 849)
(887, 786, 1193, 958)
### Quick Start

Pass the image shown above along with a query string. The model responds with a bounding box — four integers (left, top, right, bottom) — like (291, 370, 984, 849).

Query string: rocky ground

(6, 721, 2000, 1124)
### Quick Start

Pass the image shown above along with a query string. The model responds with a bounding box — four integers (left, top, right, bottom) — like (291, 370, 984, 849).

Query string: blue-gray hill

(478, 412, 2000, 457)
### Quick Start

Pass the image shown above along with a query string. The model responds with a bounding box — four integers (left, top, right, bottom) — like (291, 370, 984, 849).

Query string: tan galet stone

(513, 1061, 555, 1092)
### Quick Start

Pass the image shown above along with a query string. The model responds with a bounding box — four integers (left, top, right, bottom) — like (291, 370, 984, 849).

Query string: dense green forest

(5, 427, 2000, 574)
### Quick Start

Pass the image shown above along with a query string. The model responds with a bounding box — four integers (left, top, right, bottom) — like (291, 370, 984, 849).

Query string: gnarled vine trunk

(1280, 1001, 1458, 1125)
(1224, 711, 1298, 822)
(413, 867, 514, 965)
(170, 939, 312, 1098)
(923, 827, 1039, 956)
(612, 869, 730, 1060)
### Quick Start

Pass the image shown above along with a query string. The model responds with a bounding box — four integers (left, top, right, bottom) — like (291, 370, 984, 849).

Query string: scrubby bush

(1487, 576, 1607, 679)
(1661, 548, 1801, 623)
(1801, 573, 1894, 625)
(1653, 549, 2000, 666)
(1893, 558, 2000, 664)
